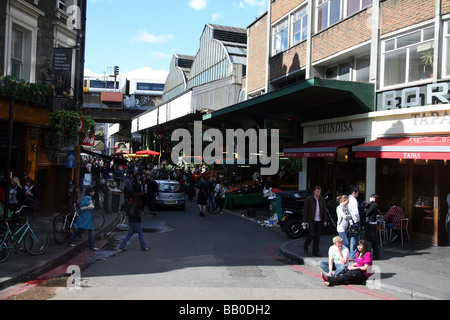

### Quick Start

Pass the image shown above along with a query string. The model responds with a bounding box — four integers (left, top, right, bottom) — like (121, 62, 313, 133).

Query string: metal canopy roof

(203, 78, 375, 128)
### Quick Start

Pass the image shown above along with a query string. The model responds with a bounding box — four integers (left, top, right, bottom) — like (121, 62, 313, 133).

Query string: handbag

(346, 216, 360, 237)
(80, 203, 95, 211)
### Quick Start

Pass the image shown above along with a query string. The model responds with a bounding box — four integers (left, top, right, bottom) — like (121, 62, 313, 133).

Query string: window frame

(381, 25, 435, 89)
(292, 7, 308, 46)
(272, 18, 289, 55)
(316, 0, 372, 32)
(443, 20, 450, 79)
(317, 0, 343, 32)
(11, 27, 24, 79)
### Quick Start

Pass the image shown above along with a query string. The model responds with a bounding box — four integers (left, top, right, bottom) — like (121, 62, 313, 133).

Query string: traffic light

(114, 66, 119, 77)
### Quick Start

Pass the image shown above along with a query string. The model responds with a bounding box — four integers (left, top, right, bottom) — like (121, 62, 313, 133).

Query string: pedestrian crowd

(300, 184, 407, 287)
(0, 171, 40, 221)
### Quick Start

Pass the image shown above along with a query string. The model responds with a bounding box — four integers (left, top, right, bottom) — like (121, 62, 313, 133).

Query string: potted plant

(46, 109, 96, 147)
(420, 49, 434, 78)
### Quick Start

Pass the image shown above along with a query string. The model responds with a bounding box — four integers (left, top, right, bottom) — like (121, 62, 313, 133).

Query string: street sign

(66, 152, 77, 169)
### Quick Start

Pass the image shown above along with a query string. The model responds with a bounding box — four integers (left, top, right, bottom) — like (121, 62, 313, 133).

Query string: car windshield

(158, 183, 183, 193)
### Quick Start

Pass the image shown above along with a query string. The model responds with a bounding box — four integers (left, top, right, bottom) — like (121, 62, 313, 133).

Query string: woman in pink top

(322, 240, 373, 286)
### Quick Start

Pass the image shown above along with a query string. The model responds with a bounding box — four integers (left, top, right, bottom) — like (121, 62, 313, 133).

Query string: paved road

(1, 199, 408, 302)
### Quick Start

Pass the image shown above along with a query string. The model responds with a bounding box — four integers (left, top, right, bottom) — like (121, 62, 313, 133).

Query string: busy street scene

(1, 0, 450, 308)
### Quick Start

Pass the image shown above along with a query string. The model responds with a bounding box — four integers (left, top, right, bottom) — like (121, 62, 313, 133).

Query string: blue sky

(84, 0, 268, 81)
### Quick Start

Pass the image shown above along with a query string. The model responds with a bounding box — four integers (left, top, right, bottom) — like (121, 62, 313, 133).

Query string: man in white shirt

(348, 187, 360, 259)
(318, 236, 349, 276)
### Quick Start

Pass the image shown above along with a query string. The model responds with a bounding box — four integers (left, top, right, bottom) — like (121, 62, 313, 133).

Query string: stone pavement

(229, 207, 450, 300)
(0, 202, 449, 300)
(0, 209, 121, 292)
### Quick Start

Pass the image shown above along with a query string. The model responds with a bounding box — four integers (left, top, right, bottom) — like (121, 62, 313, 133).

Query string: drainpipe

(265, 0, 272, 93)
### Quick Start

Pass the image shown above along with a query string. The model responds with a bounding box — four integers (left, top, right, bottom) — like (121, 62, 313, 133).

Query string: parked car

(156, 180, 186, 210)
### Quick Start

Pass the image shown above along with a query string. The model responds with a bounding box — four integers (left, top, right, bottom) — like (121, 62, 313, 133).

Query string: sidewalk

(1, 201, 449, 300)
(228, 207, 450, 300)
(0, 208, 121, 291)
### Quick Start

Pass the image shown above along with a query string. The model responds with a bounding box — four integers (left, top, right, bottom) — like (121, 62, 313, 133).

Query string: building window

(382, 26, 434, 87)
(444, 21, 450, 78)
(355, 54, 370, 82)
(317, 0, 342, 31)
(347, 0, 372, 16)
(11, 28, 24, 79)
(58, 0, 67, 11)
(292, 7, 308, 45)
(317, 0, 372, 32)
(273, 18, 289, 55)
(325, 61, 351, 80)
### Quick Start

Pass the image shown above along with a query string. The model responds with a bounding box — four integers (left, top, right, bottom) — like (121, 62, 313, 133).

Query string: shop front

(352, 83, 450, 245)
(284, 116, 372, 200)
(354, 136, 450, 246)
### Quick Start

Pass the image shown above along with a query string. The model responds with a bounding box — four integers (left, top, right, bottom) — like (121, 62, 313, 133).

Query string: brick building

(1, 0, 83, 215)
(205, 0, 450, 245)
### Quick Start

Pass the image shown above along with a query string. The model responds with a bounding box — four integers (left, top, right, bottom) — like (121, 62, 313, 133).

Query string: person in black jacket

(302, 185, 328, 256)
(146, 175, 159, 215)
(363, 194, 380, 258)
(118, 192, 149, 251)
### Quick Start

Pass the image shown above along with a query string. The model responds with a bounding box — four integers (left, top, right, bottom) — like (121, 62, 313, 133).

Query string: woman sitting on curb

(321, 240, 373, 286)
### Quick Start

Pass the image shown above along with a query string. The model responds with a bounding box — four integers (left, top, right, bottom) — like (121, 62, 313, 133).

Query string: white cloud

(189, 0, 208, 10)
(121, 67, 168, 81)
(131, 30, 174, 44)
(234, 0, 266, 8)
(211, 13, 222, 22)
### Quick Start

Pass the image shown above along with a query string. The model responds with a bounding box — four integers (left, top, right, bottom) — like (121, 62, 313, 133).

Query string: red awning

(353, 136, 450, 160)
(284, 139, 362, 158)
(136, 149, 160, 156)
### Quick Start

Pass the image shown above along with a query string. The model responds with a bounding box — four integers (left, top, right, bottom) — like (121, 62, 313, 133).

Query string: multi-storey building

(203, 0, 450, 245)
(132, 24, 248, 159)
(1, 0, 84, 214)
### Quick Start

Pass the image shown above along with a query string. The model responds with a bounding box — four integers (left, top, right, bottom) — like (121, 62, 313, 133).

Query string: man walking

(302, 185, 328, 256)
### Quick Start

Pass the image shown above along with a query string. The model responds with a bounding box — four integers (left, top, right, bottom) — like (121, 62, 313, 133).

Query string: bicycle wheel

(24, 228, 49, 255)
(0, 238, 12, 263)
(92, 209, 105, 230)
(53, 214, 69, 244)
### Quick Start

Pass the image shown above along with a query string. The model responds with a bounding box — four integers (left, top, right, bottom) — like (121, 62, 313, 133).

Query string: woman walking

(66, 188, 99, 251)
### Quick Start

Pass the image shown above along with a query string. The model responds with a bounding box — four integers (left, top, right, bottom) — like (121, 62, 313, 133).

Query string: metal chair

(391, 218, 411, 245)
(376, 220, 387, 247)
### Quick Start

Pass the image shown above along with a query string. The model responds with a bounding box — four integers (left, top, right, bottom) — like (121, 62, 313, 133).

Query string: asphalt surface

(0, 201, 449, 300)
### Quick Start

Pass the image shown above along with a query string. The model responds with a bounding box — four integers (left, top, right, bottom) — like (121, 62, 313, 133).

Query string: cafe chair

(391, 218, 410, 245)
(376, 220, 388, 247)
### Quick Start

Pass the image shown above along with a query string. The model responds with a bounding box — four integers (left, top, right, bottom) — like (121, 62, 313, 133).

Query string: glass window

(318, 1, 329, 31)
(384, 50, 407, 87)
(444, 21, 450, 78)
(339, 62, 351, 80)
(273, 18, 289, 54)
(397, 31, 421, 49)
(355, 55, 370, 82)
(446, 37, 450, 77)
(293, 8, 308, 45)
(330, 0, 341, 25)
(348, 0, 372, 16)
(318, 0, 342, 31)
(382, 26, 435, 87)
(325, 66, 338, 79)
(325, 62, 351, 80)
(11, 28, 23, 79)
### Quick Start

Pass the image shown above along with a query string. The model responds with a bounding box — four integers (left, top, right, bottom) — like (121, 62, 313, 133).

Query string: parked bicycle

(53, 200, 105, 244)
(0, 206, 50, 263)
